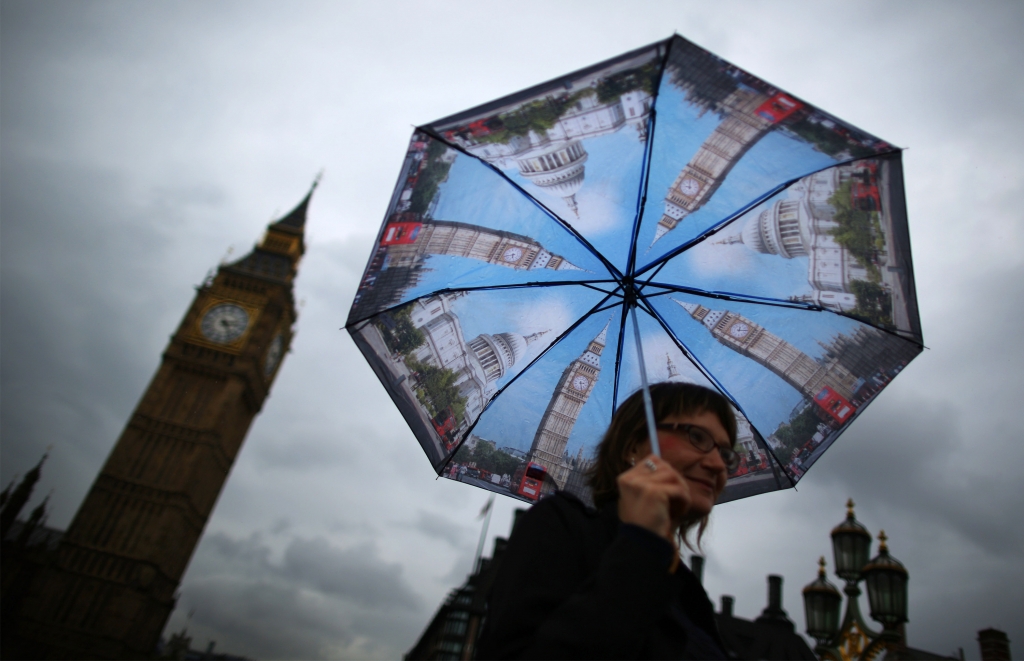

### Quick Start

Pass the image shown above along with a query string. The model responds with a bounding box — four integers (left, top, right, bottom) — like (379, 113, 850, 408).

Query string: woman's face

(631, 409, 731, 519)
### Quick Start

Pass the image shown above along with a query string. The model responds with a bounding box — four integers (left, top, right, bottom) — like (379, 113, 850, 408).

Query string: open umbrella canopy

(346, 34, 922, 505)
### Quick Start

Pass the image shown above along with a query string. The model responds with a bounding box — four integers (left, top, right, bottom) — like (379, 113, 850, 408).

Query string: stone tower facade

(527, 323, 607, 488)
(675, 300, 857, 401)
(381, 215, 581, 272)
(653, 88, 774, 244)
(5, 185, 314, 659)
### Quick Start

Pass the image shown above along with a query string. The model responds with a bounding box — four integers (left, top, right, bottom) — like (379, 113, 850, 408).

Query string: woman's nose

(702, 446, 727, 472)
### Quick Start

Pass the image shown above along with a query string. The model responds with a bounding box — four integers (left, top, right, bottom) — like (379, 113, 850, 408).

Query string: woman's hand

(616, 454, 692, 543)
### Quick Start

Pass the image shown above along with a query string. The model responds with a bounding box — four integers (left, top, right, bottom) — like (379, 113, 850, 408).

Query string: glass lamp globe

(803, 557, 842, 644)
(831, 499, 872, 583)
(863, 531, 909, 628)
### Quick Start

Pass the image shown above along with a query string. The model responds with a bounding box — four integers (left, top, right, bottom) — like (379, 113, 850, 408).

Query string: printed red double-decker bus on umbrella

(381, 219, 422, 245)
(814, 386, 856, 424)
(512, 462, 547, 501)
(754, 92, 803, 124)
(432, 407, 459, 452)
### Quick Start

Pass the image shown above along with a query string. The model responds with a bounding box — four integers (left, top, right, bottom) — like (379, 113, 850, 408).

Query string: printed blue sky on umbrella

(637, 82, 838, 269)
(500, 127, 647, 272)
(469, 311, 620, 460)
(643, 192, 813, 302)
(649, 292, 867, 435)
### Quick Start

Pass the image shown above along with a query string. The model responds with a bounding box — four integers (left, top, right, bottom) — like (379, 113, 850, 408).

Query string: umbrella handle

(630, 306, 661, 458)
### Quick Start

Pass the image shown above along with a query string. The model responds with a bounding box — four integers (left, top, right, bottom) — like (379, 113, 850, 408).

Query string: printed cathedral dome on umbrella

(346, 35, 922, 504)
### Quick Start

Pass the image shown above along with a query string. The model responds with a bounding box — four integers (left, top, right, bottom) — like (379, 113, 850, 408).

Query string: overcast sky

(2, 1, 1023, 659)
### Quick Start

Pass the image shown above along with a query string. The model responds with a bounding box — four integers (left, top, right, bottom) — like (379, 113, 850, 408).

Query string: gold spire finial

(818, 556, 827, 578)
(878, 530, 888, 552)
(846, 498, 855, 517)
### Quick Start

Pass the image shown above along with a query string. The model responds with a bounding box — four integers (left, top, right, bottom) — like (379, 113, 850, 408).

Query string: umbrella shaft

(630, 306, 661, 457)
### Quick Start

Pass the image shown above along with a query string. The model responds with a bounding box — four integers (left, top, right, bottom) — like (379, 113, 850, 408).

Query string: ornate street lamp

(802, 557, 842, 644)
(831, 498, 872, 583)
(863, 531, 909, 629)
(803, 501, 909, 661)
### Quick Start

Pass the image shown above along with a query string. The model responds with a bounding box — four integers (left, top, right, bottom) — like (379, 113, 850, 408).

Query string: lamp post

(803, 500, 909, 661)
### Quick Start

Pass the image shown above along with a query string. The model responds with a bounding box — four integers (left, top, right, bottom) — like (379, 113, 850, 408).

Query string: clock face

(264, 334, 284, 376)
(679, 177, 701, 197)
(571, 375, 590, 392)
(502, 246, 524, 263)
(728, 322, 750, 339)
(200, 303, 250, 344)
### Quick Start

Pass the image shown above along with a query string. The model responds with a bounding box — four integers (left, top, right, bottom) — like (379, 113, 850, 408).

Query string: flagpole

(474, 494, 495, 574)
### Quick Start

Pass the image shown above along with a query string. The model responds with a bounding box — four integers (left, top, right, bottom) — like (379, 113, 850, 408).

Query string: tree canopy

(407, 357, 467, 423)
(408, 141, 453, 214)
(596, 61, 659, 104)
(827, 179, 884, 282)
(785, 119, 877, 159)
(849, 280, 894, 329)
(771, 405, 822, 462)
(454, 440, 523, 477)
(375, 305, 425, 356)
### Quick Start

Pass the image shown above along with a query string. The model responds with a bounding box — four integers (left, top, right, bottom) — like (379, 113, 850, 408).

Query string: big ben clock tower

(6, 183, 316, 660)
(527, 322, 608, 489)
(674, 299, 858, 401)
(652, 88, 773, 245)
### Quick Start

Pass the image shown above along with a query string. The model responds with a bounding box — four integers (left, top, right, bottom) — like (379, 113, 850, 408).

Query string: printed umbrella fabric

(346, 35, 923, 505)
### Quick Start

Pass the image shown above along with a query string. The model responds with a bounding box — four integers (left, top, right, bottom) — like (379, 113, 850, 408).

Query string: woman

(475, 382, 739, 660)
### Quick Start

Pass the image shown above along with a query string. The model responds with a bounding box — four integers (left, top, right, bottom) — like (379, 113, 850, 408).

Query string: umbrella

(346, 35, 922, 505)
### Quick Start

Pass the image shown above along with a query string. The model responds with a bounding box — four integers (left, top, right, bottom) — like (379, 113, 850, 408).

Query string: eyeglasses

(655, 423, 741, 474)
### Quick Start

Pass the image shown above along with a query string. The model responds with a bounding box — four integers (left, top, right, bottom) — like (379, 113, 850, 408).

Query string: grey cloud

(200, 532, 274, 570)
(411, 509, 470, 548)
(182, 577, 356, 660)
(175, 529, 427, 659)
(197, 530, 422, 612)
(438, 547, 479, 587)
(282, 536, 422, 610)
(269, 517, 291, 535)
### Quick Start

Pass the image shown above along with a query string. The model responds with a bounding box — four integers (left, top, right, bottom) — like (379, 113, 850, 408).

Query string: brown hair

(587, 382, 737, 545)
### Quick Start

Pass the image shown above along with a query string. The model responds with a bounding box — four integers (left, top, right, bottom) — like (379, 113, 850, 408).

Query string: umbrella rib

(625, 36, 675, 278)
(610, 299, 632, 410)
(435, 291, 619, 476)
(415, 126, 624, 281)
(635, 179, 797, 276)
(639, 295, 798, 487)
(343, 279, 622, 327)
(750, 427, 793, 492)
(638, 283, 826, 310)
(624, 106, 658, 279)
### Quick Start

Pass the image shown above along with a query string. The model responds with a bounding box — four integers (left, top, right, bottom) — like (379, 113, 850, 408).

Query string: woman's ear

(621, 441, 636, 467)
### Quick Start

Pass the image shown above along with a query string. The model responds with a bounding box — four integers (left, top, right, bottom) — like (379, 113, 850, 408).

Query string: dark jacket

(476, 492, 727, 660)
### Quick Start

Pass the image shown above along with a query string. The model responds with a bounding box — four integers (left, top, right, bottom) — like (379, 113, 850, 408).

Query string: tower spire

(524, 329, 551, 345)
(666, 353, 680, 379)
(226, 180, 319, 283)
(270, 174, 320, 230)
(0, 450, 48, 539)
